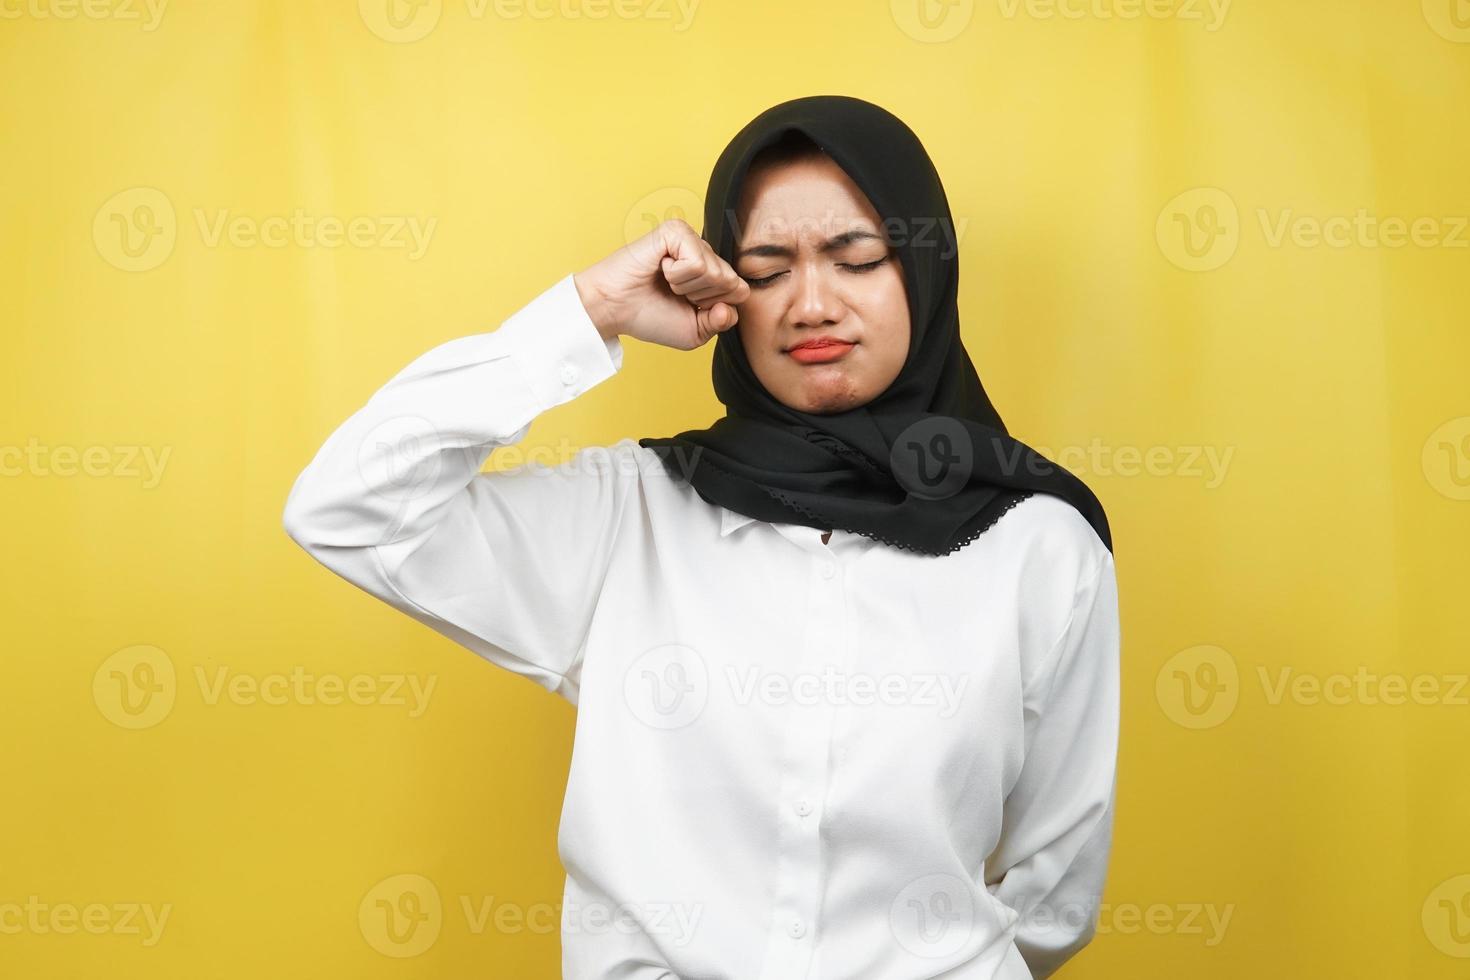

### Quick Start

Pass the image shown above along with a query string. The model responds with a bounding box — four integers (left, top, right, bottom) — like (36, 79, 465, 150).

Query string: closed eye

(741, 255, 892, 289)
(742, 271, 786, 288)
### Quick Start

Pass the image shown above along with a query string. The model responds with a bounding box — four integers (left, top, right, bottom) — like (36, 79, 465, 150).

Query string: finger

(686, 278, 748, 305)
(661, 252, 706, 291)
(667, 236, 741, 299)
(696, 301, 739, 339)
(711, 302, 739, 330)
(698, 240, 745, 291)
(683, 245, 748, 303)
(660, 223, 711, 289)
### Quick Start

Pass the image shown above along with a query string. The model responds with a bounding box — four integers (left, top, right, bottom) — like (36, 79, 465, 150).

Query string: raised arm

(281, 274, 629, 700)
(281, 220, 751, 703)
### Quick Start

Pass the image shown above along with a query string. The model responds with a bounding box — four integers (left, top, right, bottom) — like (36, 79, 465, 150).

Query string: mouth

(786, 337, 857, 364)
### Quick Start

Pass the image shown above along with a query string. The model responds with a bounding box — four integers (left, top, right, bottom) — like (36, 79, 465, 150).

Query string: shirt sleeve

(985, 551, 1121, 978)
(281, 273, 630, 705)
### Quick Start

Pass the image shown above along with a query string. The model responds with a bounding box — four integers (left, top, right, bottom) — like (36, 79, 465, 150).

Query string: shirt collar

(720, 507, 852, 553)
(719, 506, 759, 537)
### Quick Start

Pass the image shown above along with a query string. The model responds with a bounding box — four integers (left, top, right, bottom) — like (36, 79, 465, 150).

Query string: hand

(573, 218, 751, 351)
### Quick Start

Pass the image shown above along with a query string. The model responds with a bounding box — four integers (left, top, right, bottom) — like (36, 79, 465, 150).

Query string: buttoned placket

(754, 524, 849, 980)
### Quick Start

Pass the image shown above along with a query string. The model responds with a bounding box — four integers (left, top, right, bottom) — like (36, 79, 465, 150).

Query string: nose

(789, 266, 844, 329)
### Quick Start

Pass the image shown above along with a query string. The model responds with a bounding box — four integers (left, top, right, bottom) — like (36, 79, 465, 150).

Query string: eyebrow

(735, 229, 886, 261)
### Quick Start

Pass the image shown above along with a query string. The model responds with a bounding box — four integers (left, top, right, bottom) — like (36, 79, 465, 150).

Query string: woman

(283, 95, 1120, 980)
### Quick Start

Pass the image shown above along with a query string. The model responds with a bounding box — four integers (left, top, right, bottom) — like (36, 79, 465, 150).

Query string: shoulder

(553, 438, 705, 512)
(557, 437, 649, 475)
(980, 493, 1114, 678)
(529, 438, 663, 483)
(988, 491, 1111, 588)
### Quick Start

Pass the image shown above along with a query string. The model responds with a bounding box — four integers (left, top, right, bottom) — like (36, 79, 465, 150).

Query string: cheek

(735, 306, 783, 371)
(739, 291, 779, 323)
(735, 299, 783, 350)
(859, 277, 912, 363)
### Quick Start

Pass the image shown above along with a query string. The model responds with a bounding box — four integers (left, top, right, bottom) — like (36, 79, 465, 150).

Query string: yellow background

(3, 0, 1469, 976)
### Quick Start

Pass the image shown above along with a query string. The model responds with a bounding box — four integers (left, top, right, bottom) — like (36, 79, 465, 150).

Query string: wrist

(572, 271, 622, 342)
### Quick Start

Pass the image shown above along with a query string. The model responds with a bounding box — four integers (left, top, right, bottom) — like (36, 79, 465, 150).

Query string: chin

(793, 384, 869, 415)
(758, 363, 871, 414)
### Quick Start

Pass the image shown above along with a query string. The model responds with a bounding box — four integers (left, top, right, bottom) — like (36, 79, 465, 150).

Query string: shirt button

(793, 798, 812, 817)
(788, 918, 806, 939)
(559, 362, 581, 385)
(819, 560, 835, 579)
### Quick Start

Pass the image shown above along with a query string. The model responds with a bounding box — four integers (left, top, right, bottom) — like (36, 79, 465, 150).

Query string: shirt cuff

(496, 272, 624, 409)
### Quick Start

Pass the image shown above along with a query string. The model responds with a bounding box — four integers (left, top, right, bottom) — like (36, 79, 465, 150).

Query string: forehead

(735, 155, 884, 243)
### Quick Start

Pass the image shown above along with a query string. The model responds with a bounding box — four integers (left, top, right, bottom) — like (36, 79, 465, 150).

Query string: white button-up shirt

(283, 274, 1121, 980)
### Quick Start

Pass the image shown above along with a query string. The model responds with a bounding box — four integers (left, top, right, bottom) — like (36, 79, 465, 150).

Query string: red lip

(788, 337, 856, 364)
(788, 335, 855, 351)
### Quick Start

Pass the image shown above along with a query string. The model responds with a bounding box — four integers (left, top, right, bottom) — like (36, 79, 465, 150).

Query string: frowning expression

(731, 153, 911, 415)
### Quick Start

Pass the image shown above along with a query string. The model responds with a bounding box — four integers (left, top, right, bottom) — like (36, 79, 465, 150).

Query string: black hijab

(638, 95, 1113, 557)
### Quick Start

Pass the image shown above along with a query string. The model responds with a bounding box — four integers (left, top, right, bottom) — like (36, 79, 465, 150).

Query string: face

(731, 154, 911, 415)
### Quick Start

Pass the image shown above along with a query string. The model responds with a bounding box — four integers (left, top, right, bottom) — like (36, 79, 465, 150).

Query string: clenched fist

(573, 218, 752, 350)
